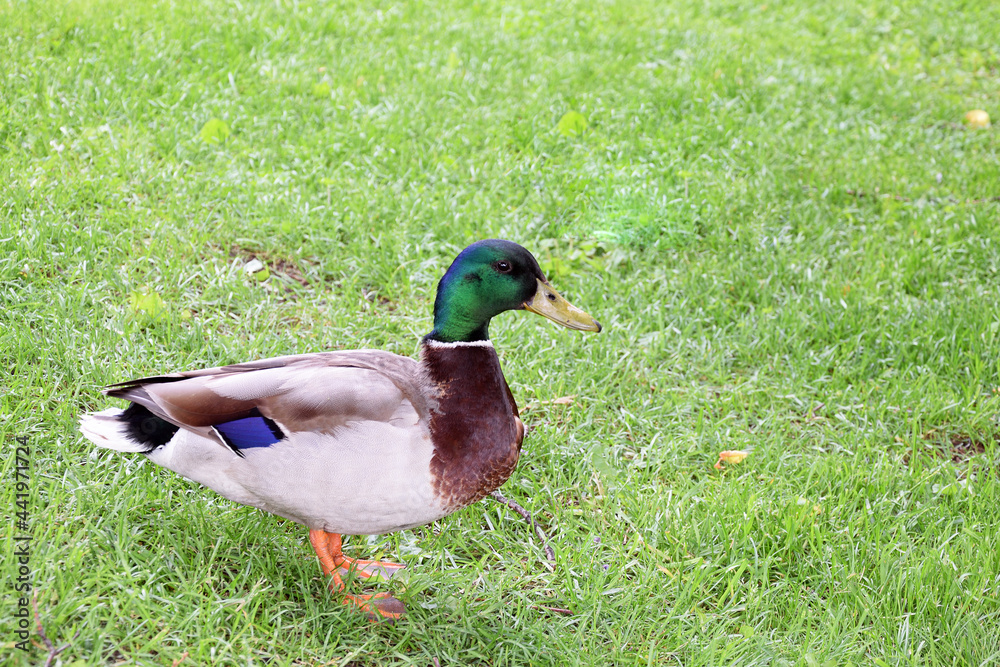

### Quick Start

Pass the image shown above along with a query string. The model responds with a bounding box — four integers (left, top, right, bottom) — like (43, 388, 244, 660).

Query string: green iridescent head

(426, 239, 601, 343)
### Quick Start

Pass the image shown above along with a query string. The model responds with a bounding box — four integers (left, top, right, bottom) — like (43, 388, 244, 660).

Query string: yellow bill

(523, 279, 602, 332)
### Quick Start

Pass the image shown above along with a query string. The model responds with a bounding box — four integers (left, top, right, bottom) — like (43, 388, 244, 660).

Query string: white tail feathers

(79, 408, 148, 452)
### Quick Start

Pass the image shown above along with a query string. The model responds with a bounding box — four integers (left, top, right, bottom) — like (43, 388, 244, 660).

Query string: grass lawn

(3, 0, 1000, 664)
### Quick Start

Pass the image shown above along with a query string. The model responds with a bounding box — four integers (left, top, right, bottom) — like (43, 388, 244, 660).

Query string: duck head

(426, 239, 602, 343)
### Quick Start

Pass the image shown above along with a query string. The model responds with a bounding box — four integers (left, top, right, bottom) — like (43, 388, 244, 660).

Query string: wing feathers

(102, 351, 431, 447)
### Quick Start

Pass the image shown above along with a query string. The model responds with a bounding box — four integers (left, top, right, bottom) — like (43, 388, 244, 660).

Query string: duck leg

(308, 529, 406, 622)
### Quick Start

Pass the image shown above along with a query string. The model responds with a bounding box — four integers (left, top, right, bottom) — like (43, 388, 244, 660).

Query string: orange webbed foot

(337, 556, 406, 582)
(308, 529, 406, 622)
(344, 591, 406, 622)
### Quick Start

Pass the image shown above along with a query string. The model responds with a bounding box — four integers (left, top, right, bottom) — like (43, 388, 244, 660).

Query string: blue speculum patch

(214, 413, 283, 450)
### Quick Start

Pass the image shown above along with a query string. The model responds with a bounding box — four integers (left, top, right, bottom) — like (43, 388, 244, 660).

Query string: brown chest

(421, 342, 524, 510)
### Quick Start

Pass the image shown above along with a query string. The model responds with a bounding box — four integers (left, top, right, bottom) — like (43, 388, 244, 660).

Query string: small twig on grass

(32, 590, 80, 667)
(489, 490, 556, 567)
(532, 605, 573, 615)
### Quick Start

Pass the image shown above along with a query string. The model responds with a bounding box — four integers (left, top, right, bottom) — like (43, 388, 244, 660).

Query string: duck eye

(495, 261, 512, 273)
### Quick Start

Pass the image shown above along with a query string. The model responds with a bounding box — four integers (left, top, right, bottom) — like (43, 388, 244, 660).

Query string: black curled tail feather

(121, 403, 180, 451)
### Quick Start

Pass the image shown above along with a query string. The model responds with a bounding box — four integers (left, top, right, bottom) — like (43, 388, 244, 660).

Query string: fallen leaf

(198, 118, 231, 144)
(128, 289, 167, 321)
(714, 449, 751, 469)
(963, 109, 991, 129)
(556, 110, 588, 136)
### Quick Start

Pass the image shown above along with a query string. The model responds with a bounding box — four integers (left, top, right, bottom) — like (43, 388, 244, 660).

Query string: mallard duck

(80, 239, 600, 620)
